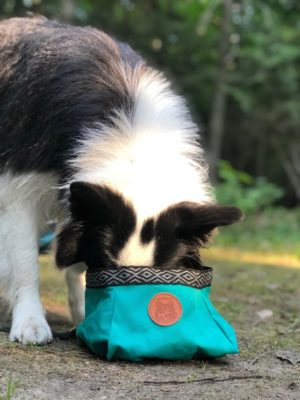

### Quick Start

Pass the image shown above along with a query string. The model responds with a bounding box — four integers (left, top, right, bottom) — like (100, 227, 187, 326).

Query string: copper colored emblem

(148, 293, 183, 326)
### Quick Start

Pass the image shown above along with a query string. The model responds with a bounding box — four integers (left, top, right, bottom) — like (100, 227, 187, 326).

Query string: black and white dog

(0, 16, 242, 345)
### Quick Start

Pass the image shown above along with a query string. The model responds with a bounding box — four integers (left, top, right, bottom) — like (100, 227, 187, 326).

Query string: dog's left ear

(55, 221, 83, 269)
(69, 181, 116, 224)
(174, 203, 244, 243)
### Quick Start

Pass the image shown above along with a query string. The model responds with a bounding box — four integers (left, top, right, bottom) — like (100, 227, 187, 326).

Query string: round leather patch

(148, 293, 183, 326)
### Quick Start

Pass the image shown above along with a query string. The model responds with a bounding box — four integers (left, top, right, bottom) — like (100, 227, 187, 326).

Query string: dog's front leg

(1, 203, 53, 345)
(65, 262, 86, 326)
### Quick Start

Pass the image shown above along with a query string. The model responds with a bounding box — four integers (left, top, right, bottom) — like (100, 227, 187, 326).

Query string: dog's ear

(172, 202, 243, 243)
(55, 221, 83, 268)
(56, 182, 120, 268)
(69, 181, 115, 224)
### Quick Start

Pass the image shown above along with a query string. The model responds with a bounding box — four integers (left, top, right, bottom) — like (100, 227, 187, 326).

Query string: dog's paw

(9, 316, 53, 345)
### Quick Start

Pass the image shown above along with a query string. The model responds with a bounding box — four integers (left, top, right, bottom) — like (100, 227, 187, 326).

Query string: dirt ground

(1, 252, 300, 400)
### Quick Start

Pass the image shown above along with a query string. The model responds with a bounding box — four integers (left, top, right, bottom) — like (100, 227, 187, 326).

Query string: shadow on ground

(0, 253, 300, 399)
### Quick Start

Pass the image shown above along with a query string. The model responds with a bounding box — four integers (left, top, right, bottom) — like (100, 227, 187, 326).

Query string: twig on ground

(143, 374, 271, 385)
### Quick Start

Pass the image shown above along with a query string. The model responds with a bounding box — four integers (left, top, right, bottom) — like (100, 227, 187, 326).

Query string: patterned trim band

(86, 266, 213, 289)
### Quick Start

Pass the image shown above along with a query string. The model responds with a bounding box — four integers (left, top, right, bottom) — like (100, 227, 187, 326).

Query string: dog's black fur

(56, 182, 137, 270)
(0, 17, 139, 181)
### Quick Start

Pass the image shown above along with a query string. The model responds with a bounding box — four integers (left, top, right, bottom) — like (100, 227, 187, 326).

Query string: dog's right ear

(55, 221, 83, 269)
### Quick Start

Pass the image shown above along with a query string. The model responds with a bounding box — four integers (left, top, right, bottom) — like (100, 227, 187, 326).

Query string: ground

(1, 251, 300, 400)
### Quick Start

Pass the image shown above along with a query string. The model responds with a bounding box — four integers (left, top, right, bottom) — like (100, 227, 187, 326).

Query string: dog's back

(0, 17, 140, 178)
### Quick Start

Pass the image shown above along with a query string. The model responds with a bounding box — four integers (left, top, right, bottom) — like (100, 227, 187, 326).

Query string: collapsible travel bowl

(76, 266, 238, 361)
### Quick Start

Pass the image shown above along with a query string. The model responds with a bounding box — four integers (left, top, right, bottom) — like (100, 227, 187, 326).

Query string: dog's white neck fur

(71, 68, 213, 221)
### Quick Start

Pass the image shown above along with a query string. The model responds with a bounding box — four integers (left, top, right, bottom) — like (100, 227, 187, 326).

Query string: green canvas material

(76, 267, 238, 361)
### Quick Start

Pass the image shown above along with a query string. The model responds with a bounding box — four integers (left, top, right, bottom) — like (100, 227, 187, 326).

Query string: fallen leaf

(256, 309, 273, 320)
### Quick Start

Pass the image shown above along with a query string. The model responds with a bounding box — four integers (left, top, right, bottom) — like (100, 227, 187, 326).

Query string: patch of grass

(205, 258, 300, 359)
(0, 374, 19, 400)
(39, 254, 67, 307)
(215, 207, 300, 257)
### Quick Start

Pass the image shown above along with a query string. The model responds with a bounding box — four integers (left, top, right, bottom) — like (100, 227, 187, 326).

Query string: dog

(0, 16, 242, 345)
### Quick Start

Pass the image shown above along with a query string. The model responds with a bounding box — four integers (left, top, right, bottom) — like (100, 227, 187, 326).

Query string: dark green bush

(216, 161, 284, 213)
(214, 206, 300, 256)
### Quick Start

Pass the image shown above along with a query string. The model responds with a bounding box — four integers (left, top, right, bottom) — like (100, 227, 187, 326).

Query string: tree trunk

(61, 0, 75, 22)
(208, 0, 232, 182)
(272, 138, 300, 201)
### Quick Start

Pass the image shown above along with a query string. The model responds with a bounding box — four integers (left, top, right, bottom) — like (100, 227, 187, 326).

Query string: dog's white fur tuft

(71, 68, 213, 219)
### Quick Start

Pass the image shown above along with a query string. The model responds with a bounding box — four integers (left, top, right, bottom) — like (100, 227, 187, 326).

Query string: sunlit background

(1, 0, 299, 258)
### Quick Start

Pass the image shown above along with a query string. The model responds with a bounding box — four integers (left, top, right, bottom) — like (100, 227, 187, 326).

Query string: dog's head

(56, 181, 243, 271)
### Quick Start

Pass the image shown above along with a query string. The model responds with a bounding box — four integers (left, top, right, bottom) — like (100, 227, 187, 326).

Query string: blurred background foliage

(1, 0, 299, 254)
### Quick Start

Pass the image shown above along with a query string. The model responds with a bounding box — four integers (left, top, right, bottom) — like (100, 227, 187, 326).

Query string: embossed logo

(148, 293, 182, 326)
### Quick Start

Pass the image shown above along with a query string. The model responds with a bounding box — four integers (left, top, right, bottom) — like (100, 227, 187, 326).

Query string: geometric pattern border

(86, 266, 213, 289)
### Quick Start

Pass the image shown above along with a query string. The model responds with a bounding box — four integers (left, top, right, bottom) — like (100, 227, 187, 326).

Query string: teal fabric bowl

(76, 266, 238, 361)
